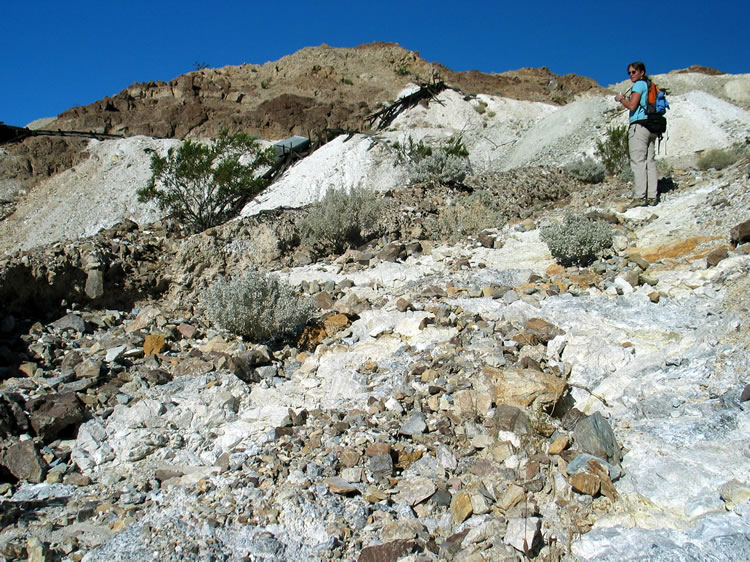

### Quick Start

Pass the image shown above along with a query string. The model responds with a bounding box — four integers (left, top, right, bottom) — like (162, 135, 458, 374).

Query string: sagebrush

(300, 187, 384, 253)
(540, 213, 613, 267)
(138, 132, 274, 232)
(393, 135, 471, 186)
(696, 148, 739, 171)
(595, 125, 629, 177)
(202, 271, 316, 342)
(565, 156, 606, 184)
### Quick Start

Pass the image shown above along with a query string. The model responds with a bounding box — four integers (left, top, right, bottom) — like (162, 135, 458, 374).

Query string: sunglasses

(628, 70, 638, 75)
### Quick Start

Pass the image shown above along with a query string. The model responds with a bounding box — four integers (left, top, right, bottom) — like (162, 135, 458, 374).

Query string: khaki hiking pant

(629, 123, 658, 200)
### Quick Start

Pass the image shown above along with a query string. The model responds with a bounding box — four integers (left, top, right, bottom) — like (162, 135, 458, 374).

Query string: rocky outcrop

(48, 44, 603, 142)
(0, 136, 89, 201)
(0, 220, 173, 318)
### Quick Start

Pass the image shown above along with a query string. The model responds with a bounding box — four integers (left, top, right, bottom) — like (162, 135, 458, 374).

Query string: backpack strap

(638, 80, 649, 110)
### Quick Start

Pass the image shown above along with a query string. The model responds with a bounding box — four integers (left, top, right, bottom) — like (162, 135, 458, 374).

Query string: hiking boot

(647, 199, 658, 206)
(626, 199, 647, 209)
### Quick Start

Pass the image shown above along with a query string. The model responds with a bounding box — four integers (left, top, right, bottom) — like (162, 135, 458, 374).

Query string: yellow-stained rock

(420, 369, 438, 383)
(548, 436, 570, 455)
(569, 269, 599, 288)
(570, 472, 601, 496)
(483, 366, 566, 408)
(323, 313, 350, 337)
(451, 491, 473, 524)
(627, 236, 718, 263)
(498, 483, 526, 511)
(143, 334, 166, 356)
(18, 362, 37, 377)
(586, 458, 618, 501)
(297, 323, 327, 350)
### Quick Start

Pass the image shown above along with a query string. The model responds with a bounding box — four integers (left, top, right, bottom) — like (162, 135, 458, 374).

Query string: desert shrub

(474, 101, 488, 114)
(565, 156, 606, 184)
(300, 186, 384, 253)
(202, 271, 316, 342)
(394, 63, 411, 76)
(595, 125, 629, 177)
(696, 148, 738, 171)
(394, 135, 471, 186)
(540, 213, 613, 267)
(138, 132, 274, 232)
(425, 189, 505, 242)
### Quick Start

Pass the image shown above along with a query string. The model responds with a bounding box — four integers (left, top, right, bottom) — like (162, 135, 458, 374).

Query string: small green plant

(595, 125, 629, 177)
(474, 100, 488, 115)
(192, 61, 210, 71)
(394, 63, 411, 76)
(394, 135, 471, 186)
(392, 137, 432, 161)
(138, 132, 275, 232)
(341, 77, 353, 85)
(540, 213, 613, 267)
(202, 271, 316, 342)
(261, 79, 271, 89)
(565, 156, 606, 184)
(696, 148, 739, 171)
(300, 186, 384, 253)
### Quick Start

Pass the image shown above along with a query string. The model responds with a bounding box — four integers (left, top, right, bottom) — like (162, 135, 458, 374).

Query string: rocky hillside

(47, 43, 603, 140)
(0, 45, 749, 561)
(0, 42, 603, 200)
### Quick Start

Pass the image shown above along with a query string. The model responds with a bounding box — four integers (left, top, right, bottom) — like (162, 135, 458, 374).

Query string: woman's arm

(615, 91, 641, 111)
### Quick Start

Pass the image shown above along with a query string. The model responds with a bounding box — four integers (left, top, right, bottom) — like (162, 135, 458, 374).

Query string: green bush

(394, 63, 411, 76)
(540, 213, 613, 267)
(300, 186, 384, 253)
(595, 125, 629, 177)
(394, 135, 471, 186)
(138, 132, 274, 232)
(202, 271, 316, 342)
(696, 148, 738, 171)
(565, 156, 606, 184)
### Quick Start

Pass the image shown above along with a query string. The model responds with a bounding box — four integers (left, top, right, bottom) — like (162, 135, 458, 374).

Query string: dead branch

(365, 80, 452, 131)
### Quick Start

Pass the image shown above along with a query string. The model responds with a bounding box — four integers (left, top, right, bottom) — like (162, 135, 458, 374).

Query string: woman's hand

(619, 91, 641, 111)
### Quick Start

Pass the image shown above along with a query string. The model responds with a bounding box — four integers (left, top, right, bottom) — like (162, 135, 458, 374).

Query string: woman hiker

(615, 61, 658, 206)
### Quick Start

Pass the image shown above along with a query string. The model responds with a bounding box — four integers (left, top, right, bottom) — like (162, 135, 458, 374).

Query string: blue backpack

(640, 80, 669, 135)
(645, 81, 670, 115)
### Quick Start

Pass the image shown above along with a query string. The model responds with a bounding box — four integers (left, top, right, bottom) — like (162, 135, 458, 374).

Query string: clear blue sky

(2, 0, 747, 127)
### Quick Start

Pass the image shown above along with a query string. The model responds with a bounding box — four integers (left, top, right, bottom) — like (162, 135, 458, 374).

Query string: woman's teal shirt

(629, 80, 648, 123)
